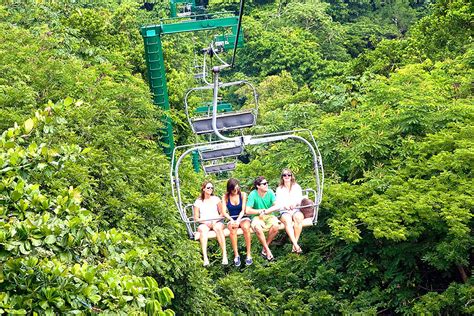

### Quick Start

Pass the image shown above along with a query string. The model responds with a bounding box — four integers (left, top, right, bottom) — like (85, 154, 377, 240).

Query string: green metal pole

(192, 150, 200, 172)
(141, 28, 175, 158)
(170, 0, 177, 17)
(140, 15, 242, 161)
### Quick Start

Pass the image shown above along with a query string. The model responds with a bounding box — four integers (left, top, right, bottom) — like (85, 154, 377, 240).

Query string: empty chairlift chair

(184, 80, 258, 135)
(200, 144, 242, 174)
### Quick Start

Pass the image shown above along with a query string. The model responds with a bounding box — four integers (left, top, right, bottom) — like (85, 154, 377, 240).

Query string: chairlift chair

(184, 80, 258, 135)
(170, 0, 196, 18)
(172, 63, 323, 240)
(213, 31, 244, 51)
(170, 129, 324, 240)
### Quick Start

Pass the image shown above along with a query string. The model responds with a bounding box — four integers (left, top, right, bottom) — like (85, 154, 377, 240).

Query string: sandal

(294, 245, 303, 254)
(260, 250, 267, 259)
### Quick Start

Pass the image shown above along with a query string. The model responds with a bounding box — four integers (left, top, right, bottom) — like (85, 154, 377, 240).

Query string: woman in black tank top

(222, 178, 253, 266)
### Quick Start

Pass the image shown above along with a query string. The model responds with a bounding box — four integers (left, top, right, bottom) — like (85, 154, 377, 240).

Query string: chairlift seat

(194, 217, 315, 240)
(200, 145, 243, 161)
(191, 110, 255, 134)
(203, 162, 236, 174)
(192, 191, 319, 240)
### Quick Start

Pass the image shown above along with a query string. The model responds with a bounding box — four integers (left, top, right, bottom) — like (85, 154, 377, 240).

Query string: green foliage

(1, 0, 472, 314)
(0, 107, 174, 314)
(412, 282, 474, 314)
(215, 274, 269, 314)
(410, 0, 472, 60)
(0, 3, 224, 314)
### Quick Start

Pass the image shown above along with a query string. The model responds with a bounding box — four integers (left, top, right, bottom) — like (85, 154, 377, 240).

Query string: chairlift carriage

(142, 0, 324, 241)
(171, 65, 325, 240)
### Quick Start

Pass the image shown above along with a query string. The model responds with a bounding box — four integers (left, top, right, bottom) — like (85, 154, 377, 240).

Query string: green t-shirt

(247, 189, 276, 218)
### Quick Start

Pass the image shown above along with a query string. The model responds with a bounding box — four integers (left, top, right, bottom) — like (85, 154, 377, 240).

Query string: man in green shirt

(246, 176, 280, 261)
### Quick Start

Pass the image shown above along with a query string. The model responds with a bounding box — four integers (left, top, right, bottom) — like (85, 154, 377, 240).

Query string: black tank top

(226, 193, 242, 218)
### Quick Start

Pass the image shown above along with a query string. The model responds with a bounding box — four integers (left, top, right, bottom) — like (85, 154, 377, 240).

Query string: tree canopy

(0, 0, 472, 314)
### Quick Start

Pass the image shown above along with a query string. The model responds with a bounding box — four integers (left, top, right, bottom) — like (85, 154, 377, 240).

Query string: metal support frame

(170, 130, 324, 239)
(140, 15, 243, 159)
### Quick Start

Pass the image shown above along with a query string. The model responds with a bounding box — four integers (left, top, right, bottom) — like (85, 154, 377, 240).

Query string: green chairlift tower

(141, 1, 243, 158)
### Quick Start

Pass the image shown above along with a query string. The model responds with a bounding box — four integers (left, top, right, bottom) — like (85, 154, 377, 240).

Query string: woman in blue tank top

(222, 178, 253, 266)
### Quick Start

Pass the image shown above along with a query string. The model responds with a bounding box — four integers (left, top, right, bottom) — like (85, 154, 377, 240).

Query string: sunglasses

(282, 173, 292, 177)
(259, 182, 268, 186)
(205, 186, 214, 189)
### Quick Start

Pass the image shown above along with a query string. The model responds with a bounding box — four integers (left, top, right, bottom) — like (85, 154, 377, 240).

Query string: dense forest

(0, 0, 472, 314)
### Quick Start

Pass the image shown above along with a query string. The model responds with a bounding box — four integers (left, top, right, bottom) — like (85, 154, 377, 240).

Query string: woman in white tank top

(193, 181, 228, 266)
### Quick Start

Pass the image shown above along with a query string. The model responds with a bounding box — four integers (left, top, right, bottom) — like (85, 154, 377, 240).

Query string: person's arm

(263, 204, 280, 215)
(245, 206, 260, 214)
(263, 190, 279, 215)
(236, 192, 247, 222)
(245, 191, 260, 215)
(221, 195, 234, 221)
(275, 186, 289, 210)
(193, 204, 200, 223)
(216, 197, 225, 219)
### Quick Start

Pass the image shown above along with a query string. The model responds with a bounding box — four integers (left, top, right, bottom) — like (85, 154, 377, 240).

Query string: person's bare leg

(228, 222, 239, 258)
(281, 213, 299, 250)
(213, 222, 228, 264)
(253, 225, 272, 258)
(198, 224, 210, 265)
(293, 212, 304, 244)
(266, 221, 280, 247)
(241, 220, 252, 259)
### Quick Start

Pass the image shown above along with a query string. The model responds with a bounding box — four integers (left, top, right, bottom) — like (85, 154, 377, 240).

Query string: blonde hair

(278, 168, 296, 190)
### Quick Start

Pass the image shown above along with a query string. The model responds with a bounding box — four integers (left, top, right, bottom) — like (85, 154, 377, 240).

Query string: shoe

(265, 249, 274, 262)
(245, 257, 253, 266)
(234, 256, 241, 267)
(260, 250, 267, 259)
(203, 259, 210, 267)
(222, 257, 229, 265)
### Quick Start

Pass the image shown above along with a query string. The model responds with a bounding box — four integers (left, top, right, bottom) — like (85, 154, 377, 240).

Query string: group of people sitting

(193, 168, 308, 267)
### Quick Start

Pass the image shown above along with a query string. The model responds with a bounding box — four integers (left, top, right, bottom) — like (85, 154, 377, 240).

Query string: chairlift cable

(230, 0, 245, 68)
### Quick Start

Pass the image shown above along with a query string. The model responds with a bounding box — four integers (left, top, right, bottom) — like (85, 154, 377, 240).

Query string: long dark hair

(226, 178, 240, 200)
(199, 180, 214, 200)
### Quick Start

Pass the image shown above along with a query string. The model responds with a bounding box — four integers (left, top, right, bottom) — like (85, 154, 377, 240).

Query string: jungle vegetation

(0, 0, 472, 314)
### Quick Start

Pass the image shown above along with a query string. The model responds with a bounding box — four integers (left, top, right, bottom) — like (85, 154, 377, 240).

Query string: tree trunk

(456, 264, 468, 283)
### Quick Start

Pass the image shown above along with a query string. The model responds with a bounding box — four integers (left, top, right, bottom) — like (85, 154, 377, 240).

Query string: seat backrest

(203, 162, 236, 174)
(200, 145, 243, 161)
(192, 111, 255, 134)
(194, 102, 232, 114)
